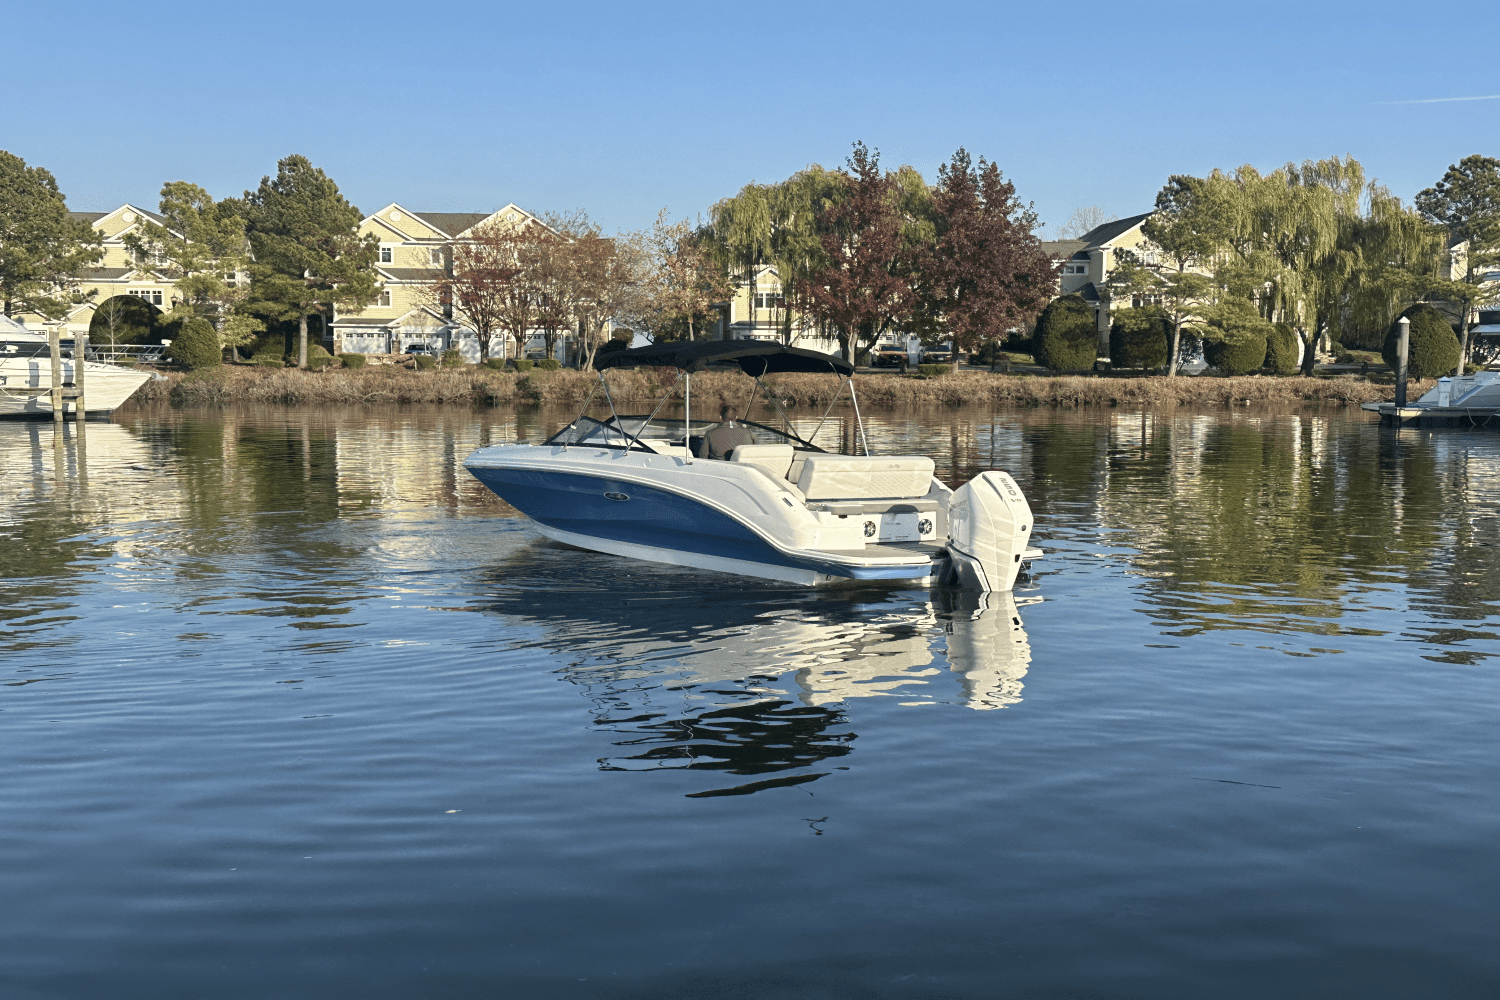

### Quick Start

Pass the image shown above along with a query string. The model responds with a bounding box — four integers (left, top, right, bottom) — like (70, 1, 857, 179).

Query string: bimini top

(595, 340, 854, 377)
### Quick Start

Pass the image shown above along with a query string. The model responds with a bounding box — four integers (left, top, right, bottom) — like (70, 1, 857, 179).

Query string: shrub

(483, 358, 508, 370)
(306, 344, 336, 370)
(1383, 304, 1459, 379)
(1109, 307, 1169, 370)
(1266, 323, 1301, 375)
(1033, 295, 1097, 372)
(165, 316, 222, 370)
(441, 348, 464, 367)
(1203, 298, 1272, 376)
(917, 363, 950, 378)
(536, 358, 562, 371)
(254, 356, 285, 368)
(512, 358, 534, 372)
(414, 355, 437, 370)
(338, 353, 366, 370)
(971, 340, 1006, 365)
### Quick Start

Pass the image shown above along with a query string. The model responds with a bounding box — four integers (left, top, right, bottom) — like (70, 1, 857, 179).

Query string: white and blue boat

(464, 341, 1040, 589)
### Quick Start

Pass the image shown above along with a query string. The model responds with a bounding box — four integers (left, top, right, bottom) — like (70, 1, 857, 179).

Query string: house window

(1065, 264, 1087, 275)
(375, 290, 393, 308)
(128, 289, 164, 306)
(754, 292, 784, 309)
(428, 248, 443, 266)
(379, 245, 394, 264)
(1132, 293, 1164, 308)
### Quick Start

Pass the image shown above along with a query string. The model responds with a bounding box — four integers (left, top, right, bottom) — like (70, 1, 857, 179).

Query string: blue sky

(11, 0, 1498, 236)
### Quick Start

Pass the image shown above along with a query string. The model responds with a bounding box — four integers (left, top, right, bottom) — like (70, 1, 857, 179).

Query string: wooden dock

(1361, 401, 1500, 429)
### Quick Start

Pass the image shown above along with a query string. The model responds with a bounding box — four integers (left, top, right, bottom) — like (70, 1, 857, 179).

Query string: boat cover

(596, 340, 855, 376)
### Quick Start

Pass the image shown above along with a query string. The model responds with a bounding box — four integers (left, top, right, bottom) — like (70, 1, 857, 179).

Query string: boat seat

(729, 443, 794, 479)
(795, 455, 935, 500)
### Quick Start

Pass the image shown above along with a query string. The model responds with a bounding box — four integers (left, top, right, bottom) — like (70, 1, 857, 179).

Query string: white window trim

(379, 244, 395, 264)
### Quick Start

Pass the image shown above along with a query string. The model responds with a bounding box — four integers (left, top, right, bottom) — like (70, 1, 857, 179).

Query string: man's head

(719, 404, 738, 423)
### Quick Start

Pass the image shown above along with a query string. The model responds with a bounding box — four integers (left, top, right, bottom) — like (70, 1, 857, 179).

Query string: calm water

(2, 402, 1498, 999)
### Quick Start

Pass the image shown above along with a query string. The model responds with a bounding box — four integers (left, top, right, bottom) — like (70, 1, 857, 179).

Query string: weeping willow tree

(1204, 157, 1442, 372)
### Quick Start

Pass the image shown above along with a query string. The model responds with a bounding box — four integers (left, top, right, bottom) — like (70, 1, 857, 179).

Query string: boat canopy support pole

(847, 376, 870, 456)
(684, 372, 691, 448)
(625, 370, 684, 453)
(755, 376, 800, 443)
(598, 371, 624, 446)
(562, 380, 604, 451)
(804, 378, 851, 450)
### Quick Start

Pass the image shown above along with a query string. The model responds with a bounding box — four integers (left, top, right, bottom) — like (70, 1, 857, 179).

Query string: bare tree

(1056, 206, 1117, 240)
(427, 220, 525, 361)
(640, 210, 731, 342)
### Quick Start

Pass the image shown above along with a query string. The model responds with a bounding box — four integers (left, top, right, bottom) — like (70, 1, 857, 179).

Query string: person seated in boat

(702, 404, 756, 459)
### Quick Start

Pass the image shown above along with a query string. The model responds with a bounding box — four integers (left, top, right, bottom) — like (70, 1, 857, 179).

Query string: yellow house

(1040, 211, 1153, 353)
(332, 202, 559, 361)
(16, 205, 193, 340)
(721, 264, 839, 355)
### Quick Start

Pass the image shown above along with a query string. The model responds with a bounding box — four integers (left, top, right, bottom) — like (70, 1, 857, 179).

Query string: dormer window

(379, 245, 394, 264)
(428, 248, 443, 266)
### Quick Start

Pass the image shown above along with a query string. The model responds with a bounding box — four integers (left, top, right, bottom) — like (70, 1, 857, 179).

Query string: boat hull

(0, 357, 153, 419)
(466, 451, 941, 585)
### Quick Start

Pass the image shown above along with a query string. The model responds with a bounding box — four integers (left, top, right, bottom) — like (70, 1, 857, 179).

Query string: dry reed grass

(137, 364, 1416, 411)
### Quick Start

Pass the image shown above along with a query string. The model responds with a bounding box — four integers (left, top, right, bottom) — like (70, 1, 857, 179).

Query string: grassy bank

(133, 364, 1418, 411)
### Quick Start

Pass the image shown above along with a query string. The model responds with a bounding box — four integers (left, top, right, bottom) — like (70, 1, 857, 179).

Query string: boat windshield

(544, 415, 822, 454)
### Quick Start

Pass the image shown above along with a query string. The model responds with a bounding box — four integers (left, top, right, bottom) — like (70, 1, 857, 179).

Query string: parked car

(922, 348, 955, 365)
(405, 344, 436, 357)
(872, 345, 909, 368)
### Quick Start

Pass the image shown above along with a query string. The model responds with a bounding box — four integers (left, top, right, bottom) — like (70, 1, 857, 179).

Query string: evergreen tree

(238, 156, 379, 368)
(165, 316, 223, 370)
(1416, 155, 1500, 371)
(1033, 295, 1097, 371)
(0, 150, 102, 318)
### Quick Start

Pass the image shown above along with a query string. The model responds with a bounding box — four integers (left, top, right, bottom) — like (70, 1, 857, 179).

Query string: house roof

(78, 267, 134, 280)
(1074, 282, 1102, 303)
(331, 316, 401, 328)
(71, 211, 108, 225)
(379, 267, 444, 282)
(412, 212, 491, 237)
(1039, 239, 1086, 259)
(1075, 212, 1152, 248)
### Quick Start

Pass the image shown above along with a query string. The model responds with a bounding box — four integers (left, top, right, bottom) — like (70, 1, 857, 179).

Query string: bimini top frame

(585, 340, 868, 456)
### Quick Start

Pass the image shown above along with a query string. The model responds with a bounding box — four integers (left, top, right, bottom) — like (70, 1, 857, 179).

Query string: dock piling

(75, 332, 87, 425)
(1394, 316, 1410, 408)
(49, 328, 64, 424)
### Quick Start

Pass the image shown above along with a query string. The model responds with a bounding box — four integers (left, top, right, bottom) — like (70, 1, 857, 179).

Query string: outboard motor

(945, 471, 1035, 592)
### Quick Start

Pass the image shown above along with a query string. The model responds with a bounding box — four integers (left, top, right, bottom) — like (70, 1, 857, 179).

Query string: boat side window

(543, 416, 659, 453)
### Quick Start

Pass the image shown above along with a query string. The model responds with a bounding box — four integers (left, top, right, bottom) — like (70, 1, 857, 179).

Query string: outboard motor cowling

(945, 471, 1034, 592)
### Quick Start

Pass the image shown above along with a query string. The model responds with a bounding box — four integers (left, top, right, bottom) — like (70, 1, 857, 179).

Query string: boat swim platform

(1361, 401, 1500, 429)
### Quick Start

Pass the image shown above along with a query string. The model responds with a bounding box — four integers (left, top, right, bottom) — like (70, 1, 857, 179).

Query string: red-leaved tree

(796, 143, 915, 363)
(924, 148, 1058, 367)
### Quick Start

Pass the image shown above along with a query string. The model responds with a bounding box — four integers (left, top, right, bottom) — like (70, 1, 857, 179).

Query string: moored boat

(464, 341, 1041, 589)
(0, 317, 154, 419)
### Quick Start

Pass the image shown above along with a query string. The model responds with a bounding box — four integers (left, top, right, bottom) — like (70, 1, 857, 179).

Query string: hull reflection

(480, 561, 1038, 794)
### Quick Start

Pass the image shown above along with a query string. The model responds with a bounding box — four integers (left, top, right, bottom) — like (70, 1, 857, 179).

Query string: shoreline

(128, 365, 1416, 412)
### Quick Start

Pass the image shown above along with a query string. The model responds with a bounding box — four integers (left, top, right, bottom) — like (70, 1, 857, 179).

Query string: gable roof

(71, 211, 108, 225)
(1076, 212, 1152, 248)
(1039, 239, 1086, 259)
(411, 212, 491, 237)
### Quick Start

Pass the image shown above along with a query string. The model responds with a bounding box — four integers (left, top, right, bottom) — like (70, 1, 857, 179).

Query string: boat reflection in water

(481, 557, 1036, 796)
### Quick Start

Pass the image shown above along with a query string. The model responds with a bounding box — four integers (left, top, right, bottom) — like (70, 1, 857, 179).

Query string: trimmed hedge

(165, 317, 222, 370)
(483, 358, 508, 370)
(917, 363, 949, 378)
(512, 358, 535, 372)
(441, 348, 464, 367)
(1266, 324, 1300, 375)
(1034, 295, 1097, 372)
(1204, 299, 1272, 376)
(1109, 307, 1169, 370)
(414, 355, 437, 370)
(307, 344, 336, 371)
(536, 358, 562, 371)
(338, 353, 366, 370)
(254, 356, 285, 368)
(1383, 304, 1460, 379)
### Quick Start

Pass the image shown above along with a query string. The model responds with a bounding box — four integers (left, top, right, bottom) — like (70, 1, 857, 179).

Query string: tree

(1056, 206, 1116, 240)
(1033, 295, 1097, 371)
(1202, 298, 1272, 375)
(573, 231, 649, 371)
(796, 143, 915, 362)
(0, 150, 102, 318)
(641, 210, 732, 342)
(238, 155, 380, 368)
(430, 219, 533, 362)
(924, 148, 1057, 368)
(1416, 155, 1500, 371)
